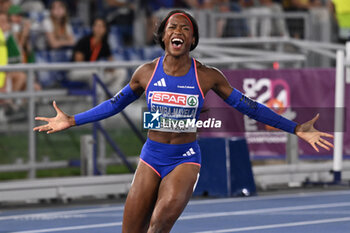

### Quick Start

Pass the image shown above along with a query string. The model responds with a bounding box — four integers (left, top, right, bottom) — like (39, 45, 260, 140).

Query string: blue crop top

(145, 56, 205, 132)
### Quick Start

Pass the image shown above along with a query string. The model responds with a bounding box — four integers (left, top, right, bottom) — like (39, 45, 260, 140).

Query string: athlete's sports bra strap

(193, 58, 204, 99)
(225, 88, 297, 134)
(145, 58, 160, 94)
(74, 84, 139, 125)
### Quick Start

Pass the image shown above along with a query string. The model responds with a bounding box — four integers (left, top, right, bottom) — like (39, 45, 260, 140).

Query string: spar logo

(187, 96, 197, 106)
(149, 91, 199, 107)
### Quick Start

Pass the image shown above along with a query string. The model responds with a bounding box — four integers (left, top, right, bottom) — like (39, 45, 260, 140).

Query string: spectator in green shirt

(0, 12, 40, 92)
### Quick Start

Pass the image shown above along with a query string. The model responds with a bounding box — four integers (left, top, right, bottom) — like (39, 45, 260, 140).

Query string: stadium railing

(0, 50, 306, 179)
(0, 39, 348, 193)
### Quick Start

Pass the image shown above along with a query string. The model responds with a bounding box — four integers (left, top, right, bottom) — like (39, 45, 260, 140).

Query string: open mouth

(171, 38, 184, 49)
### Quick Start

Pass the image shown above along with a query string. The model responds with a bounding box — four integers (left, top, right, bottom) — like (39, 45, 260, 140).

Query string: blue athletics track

(1, 189, 350, 233)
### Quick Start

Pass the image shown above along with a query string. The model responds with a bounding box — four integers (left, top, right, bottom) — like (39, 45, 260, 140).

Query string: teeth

(171, 38, 184, 43)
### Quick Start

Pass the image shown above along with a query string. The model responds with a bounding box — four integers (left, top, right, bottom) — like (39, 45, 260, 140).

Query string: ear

(161, 31, 165, 42)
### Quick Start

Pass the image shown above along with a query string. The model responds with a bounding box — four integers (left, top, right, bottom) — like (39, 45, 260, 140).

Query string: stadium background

(0, 1, 349, 232)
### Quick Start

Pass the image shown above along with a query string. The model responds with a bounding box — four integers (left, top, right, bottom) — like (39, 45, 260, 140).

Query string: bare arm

(46, 32, 75, 49)
(64, 33, 75, 46)
(18, 20, 31, 49)
(33, 60, 156, 134)
(197, 64, 233, 98)
(74, 51, 85, 62)
(46, 32, 63, 49)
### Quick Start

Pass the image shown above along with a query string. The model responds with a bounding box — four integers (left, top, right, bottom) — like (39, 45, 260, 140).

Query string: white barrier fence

(0, 38, 348, 203)
(0, 43, 307, 179)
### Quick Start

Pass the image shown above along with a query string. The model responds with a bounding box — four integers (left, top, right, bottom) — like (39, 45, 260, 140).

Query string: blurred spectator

(104, 0, 135, 46)
(0, 12, 40, 92)
(13, 0, 45, 13)
(283, 0, 315, 38)
(0, 25, 7, 122)
(330, 0, 350, 42)
(219, 0, 250, 37)
(43, 0, 75, 49)
(247, 0, 288, 37)
(145, 0, 174, 11)
(143, 0, 203, 45)
(0, 0, 11, 12)
(69, 17, 127, 92)
(8, 4, 35, 63)
(42, 0, 76, 15)
(174, 0, 202, 8)
(203, 0, 249, 37)
(72, 18, 112, 62)
(0, 11, 25, 91)
(0, 27, 7, 92)
(143, 0, 175, 45)
(0, 11, 40, 121)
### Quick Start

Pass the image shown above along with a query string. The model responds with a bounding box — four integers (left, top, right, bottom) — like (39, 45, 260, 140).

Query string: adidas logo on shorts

(183, 148, 196, 157)
(154, 78, 167, 87)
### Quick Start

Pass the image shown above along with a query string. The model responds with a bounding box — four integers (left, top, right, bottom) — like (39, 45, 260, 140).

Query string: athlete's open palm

(295, 114, 334, 152)
(33, 101, 75, 134)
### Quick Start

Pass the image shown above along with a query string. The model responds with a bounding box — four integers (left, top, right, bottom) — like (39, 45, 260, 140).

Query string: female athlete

(34, 10, 334, 233)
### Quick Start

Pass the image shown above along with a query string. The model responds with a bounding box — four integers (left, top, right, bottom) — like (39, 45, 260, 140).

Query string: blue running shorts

(140, 138, 201, 179)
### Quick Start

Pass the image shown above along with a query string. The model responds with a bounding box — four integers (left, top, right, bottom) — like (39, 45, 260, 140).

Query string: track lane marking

(179, 202, 350, 220)
(2, 190, 350, 221)
(189, 190, 350, 206)
(0, 206, 124, 221)
(194, 216, 350, 232)
(11, 222, 123, 233)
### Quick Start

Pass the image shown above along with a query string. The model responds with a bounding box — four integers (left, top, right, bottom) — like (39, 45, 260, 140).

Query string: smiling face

(162, 14, 195, 57)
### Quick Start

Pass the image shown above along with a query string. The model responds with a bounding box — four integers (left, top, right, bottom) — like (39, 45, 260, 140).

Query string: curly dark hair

(156, 10, 199, 51)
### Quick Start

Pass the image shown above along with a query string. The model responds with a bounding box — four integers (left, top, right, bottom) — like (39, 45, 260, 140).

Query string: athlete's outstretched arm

(208, 67, 333, 152)
(33, 63, 148, 134)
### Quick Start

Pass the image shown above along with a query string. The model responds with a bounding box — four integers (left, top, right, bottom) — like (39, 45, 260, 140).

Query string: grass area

(0, 128, 145, 181)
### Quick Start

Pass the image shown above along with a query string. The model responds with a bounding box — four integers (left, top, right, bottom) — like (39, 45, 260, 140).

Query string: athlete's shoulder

(135, 57, 160, 76)
(131, 57, 161, 91)
(194, 59, 225, 78)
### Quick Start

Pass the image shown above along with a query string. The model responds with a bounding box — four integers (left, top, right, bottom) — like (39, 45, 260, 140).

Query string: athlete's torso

(145, 56, 205, 133)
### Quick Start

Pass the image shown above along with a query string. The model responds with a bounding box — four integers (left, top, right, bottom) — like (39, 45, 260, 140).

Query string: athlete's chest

(147, 74, 200, 108)
(147, 74, 198, 92)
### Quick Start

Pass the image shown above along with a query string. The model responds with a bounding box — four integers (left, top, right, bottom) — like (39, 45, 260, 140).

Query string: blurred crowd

(0, 0, 349, 122)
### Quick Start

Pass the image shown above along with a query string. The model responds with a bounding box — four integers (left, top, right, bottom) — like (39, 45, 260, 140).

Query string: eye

(183, 27, 190, 31)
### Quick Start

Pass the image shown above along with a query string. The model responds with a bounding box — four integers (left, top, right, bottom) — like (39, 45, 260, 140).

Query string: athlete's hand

(33, 101, 76, 134)
(295, 114, 334, 152)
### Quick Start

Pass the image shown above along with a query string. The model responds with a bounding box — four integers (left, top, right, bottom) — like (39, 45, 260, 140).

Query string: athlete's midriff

(148, 130, 197, 144)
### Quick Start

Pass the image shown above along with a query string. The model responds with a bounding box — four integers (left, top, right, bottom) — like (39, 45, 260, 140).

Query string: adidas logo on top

(154, 78, 166, 87)
(183, 148, 196, 157)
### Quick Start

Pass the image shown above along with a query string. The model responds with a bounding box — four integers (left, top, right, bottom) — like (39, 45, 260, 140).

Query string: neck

(163, 53, 191, 76)
(52, 16, 64, 25)
(92, 35, 102, 43)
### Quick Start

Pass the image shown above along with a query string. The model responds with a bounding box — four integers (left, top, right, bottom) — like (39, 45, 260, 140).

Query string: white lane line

(189, 190, 350, 206)
(179, 202, 350, 220)
(0, 206, 124, 221)
(193, 216, 350, 233)
(11, 222, 122, 233)
(2, 190, 350, 221)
